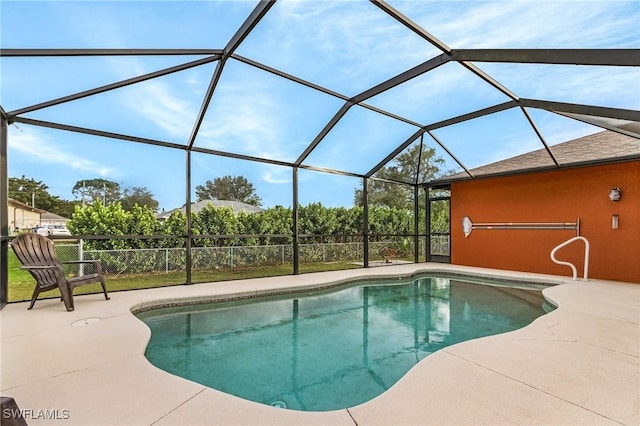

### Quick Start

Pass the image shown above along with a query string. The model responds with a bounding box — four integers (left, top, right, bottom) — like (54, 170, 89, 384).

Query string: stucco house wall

(8, 198, 44, 234)
(451, 161, 639, 283)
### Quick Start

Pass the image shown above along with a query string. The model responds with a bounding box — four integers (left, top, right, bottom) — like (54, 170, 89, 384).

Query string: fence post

(78, 238, 84, 276)
(323, 242, 326, 263)
(165, 248, 169, 273)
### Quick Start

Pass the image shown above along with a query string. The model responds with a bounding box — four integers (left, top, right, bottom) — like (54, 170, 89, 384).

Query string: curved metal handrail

(550, 236, 590, 281)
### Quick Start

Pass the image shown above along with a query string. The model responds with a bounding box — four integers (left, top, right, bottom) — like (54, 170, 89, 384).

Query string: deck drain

(270, 401, 286, 409)
(71, 317, 101, 327)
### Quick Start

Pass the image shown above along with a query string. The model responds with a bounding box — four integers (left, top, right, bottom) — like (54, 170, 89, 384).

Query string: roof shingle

(440, 130, 640, 182)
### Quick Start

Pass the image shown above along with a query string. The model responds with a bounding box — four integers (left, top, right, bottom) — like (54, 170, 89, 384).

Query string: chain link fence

(430, 234, 451, 256)
(48, 237, 449, 277)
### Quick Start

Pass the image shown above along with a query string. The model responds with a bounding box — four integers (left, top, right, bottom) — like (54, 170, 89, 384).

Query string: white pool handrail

(550, 236, 590, 281)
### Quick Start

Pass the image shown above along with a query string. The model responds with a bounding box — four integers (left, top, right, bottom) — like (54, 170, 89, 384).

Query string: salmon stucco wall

(451, 161, 640, 283)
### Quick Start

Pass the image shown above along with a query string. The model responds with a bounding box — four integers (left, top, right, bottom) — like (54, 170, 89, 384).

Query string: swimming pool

(138, 275, 553, 411)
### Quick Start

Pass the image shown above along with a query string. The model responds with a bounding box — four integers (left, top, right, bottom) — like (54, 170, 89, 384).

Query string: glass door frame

(426, 185, 451, 263)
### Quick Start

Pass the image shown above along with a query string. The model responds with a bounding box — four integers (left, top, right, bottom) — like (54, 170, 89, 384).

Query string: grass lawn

(7, 249, 362, 303)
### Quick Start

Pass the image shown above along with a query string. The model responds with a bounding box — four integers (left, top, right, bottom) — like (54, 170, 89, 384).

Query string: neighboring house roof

(156, 200, 264, 220)
(437, 130, 640, 183)
(41, 212, 70, 222)
(8, 198, 46, 213)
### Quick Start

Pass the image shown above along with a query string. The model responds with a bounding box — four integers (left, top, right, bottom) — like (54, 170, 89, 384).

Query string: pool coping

(130, 267, 562, 315)
(1, 263, 638, 425)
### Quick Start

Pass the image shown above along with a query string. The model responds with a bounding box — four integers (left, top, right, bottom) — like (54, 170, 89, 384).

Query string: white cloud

(198, 99, 282, 157)
(121, 80, 197, 139)
(477, 64, 640, 109)
(50, 4, 205, 142)
(239, 0, 436, 93)
(54, 1, 139, 49)
(393, 0, 638, 49)
(8, 126, 115, 177)
(195, 74, 298, 161)
(261, 166, 291, 185)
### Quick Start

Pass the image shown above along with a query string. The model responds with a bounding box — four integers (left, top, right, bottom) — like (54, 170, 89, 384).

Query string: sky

(1, 0, 639, 212)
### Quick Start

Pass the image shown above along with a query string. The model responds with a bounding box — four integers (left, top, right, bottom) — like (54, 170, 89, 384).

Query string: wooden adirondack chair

(10, 233, 110, 311)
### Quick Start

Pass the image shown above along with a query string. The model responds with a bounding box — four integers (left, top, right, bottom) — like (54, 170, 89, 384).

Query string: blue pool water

(138, 276, 552, 411)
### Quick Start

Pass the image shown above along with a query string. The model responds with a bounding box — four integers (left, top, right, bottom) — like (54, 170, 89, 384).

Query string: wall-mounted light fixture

(609, 187, 622, 202)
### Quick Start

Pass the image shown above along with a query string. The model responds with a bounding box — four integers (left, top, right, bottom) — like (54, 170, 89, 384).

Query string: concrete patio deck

(1, 263, 638, 425)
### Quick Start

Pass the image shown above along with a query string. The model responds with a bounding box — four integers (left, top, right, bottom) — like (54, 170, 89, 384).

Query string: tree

(354, 144, 446, 209)
(159, 210, 187, 248)
(68, 200, 161, 249)
(368, 205, 412, 236)
(72, 178, 121, 206)
(9, 175, 78, 217)
(195, 176, 262, 206)
(239, 205, 293, 245)
(298, 202, 337, 236)
(126, 204, 163, 248)
(334, 206, 363, 240)
(121, 186, 159, 212)
(191, 205, 241, 247)
(68, 200, 130, 249)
